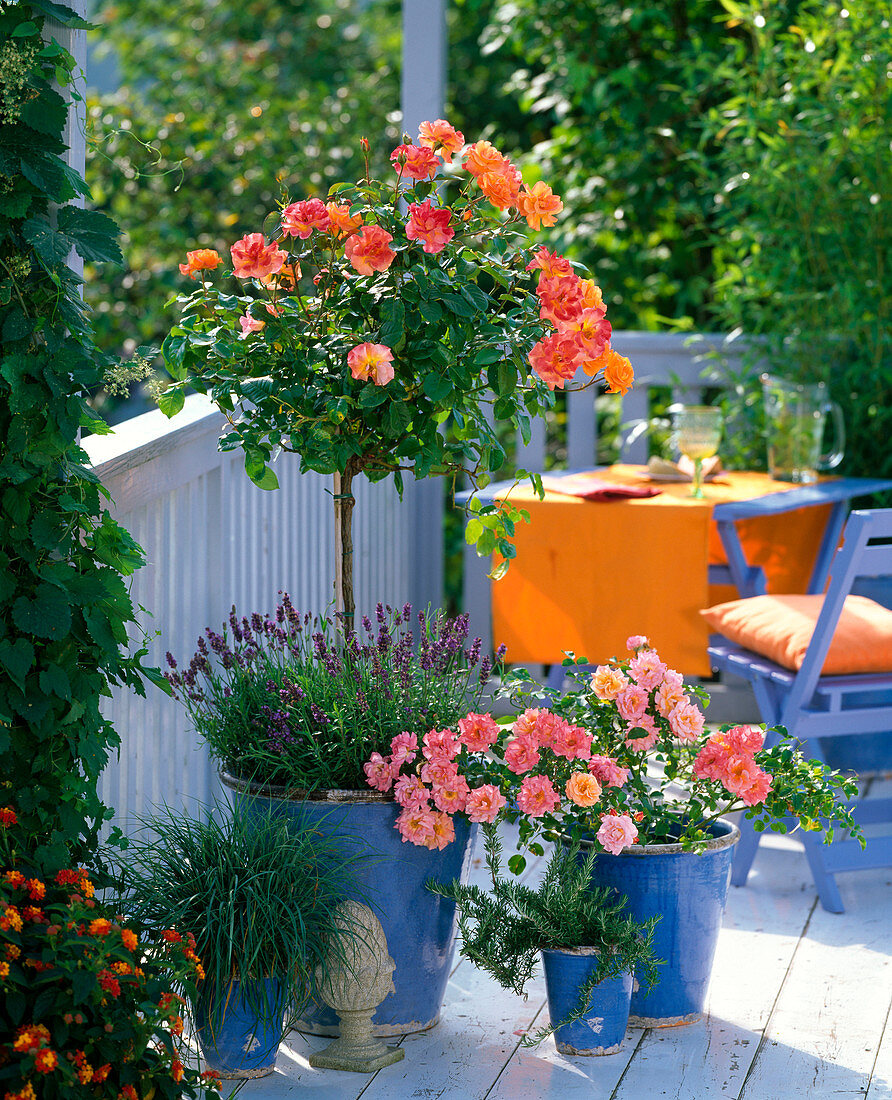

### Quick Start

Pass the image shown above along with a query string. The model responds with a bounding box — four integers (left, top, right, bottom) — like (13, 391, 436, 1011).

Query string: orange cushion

(701, 594, 892, 674)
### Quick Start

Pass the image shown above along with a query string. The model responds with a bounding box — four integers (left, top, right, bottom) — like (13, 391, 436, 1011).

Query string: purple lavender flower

(165, 651, 178, 669)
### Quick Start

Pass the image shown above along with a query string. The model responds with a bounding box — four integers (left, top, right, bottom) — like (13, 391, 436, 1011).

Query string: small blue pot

(222, 774, 477, 1036)
(541, 949, 633, 1056)
(581, 819, 739, 1027)
(193, 977, 285, 1079)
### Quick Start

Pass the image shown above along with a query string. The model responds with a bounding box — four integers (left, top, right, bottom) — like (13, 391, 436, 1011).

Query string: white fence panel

(84, 395, 433, 835)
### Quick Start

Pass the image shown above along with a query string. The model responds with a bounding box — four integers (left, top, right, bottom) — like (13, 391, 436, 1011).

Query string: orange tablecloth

(491, 466, 831, 676)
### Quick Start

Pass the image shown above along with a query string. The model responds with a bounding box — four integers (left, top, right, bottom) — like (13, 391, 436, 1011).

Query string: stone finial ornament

(308, 900, 405, 1073)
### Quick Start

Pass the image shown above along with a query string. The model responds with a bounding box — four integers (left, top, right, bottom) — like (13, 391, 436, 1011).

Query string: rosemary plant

(429, 826, 660, 1044)
(113, 798, 358, 1032)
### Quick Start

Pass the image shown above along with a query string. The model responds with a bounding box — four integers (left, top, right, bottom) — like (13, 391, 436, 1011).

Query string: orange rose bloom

(526, 246, 573, 279)
(347, 342, 395, 386)
(477, 165, 521, 211)
(418, 119, 465, 163)
(566, 771, 602, 807)
(325, 202, 364, 238)
(463, 140, 506, 178)
(517, 181, 563, 230)
(344, 225, 396, 276)
(584, 344, 635, 394)
(390, 143, 440, 181)
(591, 664, 627, 700)
(580, 279, 605, 311)
(528, 333, 582, 390)
(177, 248, 221, 279)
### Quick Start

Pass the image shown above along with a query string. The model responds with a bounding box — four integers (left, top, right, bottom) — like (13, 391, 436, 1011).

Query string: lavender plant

(166, 596, 503, 790)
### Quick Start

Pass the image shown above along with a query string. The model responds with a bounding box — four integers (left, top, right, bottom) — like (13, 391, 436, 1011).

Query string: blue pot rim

(219, 769, 392, 804)
(572, 817, 740, 857)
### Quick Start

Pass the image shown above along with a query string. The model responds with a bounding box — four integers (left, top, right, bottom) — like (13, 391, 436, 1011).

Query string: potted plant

(367, 635, 862, 1026)
(158, 121, 635, 617)
(429, 826, 659, 1055)
(165, 596, 502, 1036)
(112, 797, 354, 1079)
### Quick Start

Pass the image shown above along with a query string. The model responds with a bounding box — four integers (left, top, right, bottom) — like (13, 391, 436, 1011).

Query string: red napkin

(540, 473, 662, 501)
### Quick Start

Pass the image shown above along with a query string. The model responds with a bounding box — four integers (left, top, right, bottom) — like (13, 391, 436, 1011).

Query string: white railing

(86, 332, 745, 834)
(84, 394, 443, 835)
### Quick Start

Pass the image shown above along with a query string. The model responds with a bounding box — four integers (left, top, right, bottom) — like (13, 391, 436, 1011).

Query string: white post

(400, 0, 446, 138)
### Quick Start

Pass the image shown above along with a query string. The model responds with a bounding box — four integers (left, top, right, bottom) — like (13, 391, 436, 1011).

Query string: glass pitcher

(761, 374, 845, 483)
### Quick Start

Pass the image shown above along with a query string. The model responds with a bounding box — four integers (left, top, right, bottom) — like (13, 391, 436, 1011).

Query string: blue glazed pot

(193, 977, 286, 1080)
(541, 948, 633, 1056)
(221, 773, 476, 1037)
(580, 819, 739, 1027)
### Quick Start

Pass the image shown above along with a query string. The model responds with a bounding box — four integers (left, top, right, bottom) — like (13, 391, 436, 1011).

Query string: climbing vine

(0, 0, 161, 873)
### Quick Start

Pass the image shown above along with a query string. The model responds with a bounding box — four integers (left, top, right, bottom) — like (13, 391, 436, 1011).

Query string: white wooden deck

(225, 780, 892, 1100)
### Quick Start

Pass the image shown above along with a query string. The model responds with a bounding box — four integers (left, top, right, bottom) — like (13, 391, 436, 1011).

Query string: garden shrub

(707, 0, 891, 484)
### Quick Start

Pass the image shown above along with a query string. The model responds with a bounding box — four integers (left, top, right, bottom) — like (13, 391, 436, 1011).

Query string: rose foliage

(363, 637, 863, 867)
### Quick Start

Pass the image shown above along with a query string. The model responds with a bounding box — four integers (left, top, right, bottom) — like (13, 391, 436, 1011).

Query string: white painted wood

(83, 399, 433, 836)
(400, 0, 446, 138)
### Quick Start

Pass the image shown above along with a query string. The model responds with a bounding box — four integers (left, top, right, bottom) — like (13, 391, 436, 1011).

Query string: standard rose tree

(160, 121, 634, 618)
(364, 637, 863, 864)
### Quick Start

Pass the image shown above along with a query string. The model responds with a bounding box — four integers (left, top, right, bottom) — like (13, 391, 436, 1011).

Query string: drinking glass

(673, 406, 723, 499)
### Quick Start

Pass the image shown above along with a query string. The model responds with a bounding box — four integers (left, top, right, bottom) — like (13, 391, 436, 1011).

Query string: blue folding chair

(708, 508, 892, 913)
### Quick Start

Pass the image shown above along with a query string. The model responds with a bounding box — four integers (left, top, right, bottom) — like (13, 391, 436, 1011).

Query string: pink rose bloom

(668, 699, 706, 743)
(393, 773, 430, 809)
(406, 199, 455, 254)
(363, 752, 395, 793)
(588, 754, 629, 788)
(597, 813, 639, 855)
(739, 768, 773, 807)
(629, 650, 669, 692)
(238, 314, 265, 337)
(431, 773, 470, 814)
(423, 811, 456, 850)
(516, 774, 561, 817)
(616, 684, 650, 724)
(511, 708, 541, 739)
(721, 755, 773, 807)
(230, 232, 287, 279)
(551, 722, 592, 761)
(625, 716, 660, 752)
(396, 805, 437, 845)
(458, 713, 500, 753)
(390, 732, 418, 768)
(693, 740, 725, 782)
(655, 678, 687, 718)
(281, 197, 331, 238)
(347, 342, 395, 386)
(590, 665, 627, 701)
(532, 711, 564, 748)
(626, 635, 650, 651)
(420, 759, 459, 788)
(422, 727, 459, 764)
(390, 142, 440, 180)
(723, 724, 765, 756)
(465, 784, 507, 824)
(503, 732, 541, 775)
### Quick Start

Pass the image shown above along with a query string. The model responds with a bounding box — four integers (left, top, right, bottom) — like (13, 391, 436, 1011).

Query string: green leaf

(248, 465, 279, 491)
(57, 206, 123, 266)
(157, 386, 185, 417)
(71, 969, 96, 1006)
(39, 663, 71, 702)
(358, 385, 388, 408)
(385, 401, 412, 436)
(508, 854, 527, 876)
(0, 639, 35, 690)
(11, 586, 72, 640)
(464, 517, 484, 545)
(422, 374, 452, 402)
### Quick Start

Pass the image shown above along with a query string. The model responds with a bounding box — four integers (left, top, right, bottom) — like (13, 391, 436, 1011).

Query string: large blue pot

(221, 773, 476, 1037)
(540, 948, 633, 1056)
(193, 977, 286, 1079)
(580, 819, 739, 1027)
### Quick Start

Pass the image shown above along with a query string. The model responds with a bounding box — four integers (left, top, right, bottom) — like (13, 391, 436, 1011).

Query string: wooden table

(484, 467, 892, 676)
